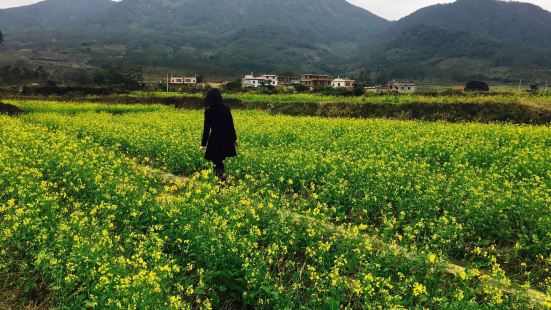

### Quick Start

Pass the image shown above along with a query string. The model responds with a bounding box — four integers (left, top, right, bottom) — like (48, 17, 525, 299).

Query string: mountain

(0, 0, 390, 75)
(83, 0, 391, 73)
(0, 0, 551, 82)
(0, 0, 114, 30)
(355, 0, 551, 81)
(361, 24, 551, 81)
(392, 0, 551, 49)
(89, 0, 389, 42)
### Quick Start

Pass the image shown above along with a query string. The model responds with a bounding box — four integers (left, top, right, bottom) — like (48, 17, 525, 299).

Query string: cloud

(0, 0, 41, 9)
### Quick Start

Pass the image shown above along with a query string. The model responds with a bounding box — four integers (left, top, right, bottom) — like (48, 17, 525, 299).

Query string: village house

(389, 81, 416, 93)
(300, 74, 332, 89)
(365, 82, 417, 94)
(170, 75, 197, 86)
(242, 73, 278, 88)
(278, 76, 301, 86)
(331, 77, 355, 89)
(364, 85, 385, 94)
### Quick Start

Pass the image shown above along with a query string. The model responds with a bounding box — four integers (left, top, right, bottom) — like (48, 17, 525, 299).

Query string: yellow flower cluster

(412, 282, 427, 297)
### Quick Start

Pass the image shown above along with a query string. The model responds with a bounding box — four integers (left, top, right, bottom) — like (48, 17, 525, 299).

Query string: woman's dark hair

(204, 89, 224, 107)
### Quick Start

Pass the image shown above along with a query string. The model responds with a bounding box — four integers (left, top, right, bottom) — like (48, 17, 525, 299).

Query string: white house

(331, 77, 355, 89)
(242, 73, 278, 88)
(170, 75, 197, 86)
(389, 82, 416, 93)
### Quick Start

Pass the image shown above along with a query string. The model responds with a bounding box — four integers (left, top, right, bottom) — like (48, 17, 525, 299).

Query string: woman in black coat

(199, 89, 238, 180)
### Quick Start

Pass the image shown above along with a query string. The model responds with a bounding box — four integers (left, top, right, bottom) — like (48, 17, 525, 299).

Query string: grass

(14, 91, 550, 124)
(129, 91, 551, 105)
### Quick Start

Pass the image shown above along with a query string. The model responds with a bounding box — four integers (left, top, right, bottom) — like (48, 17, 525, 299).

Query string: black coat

(201, 105, 237, 162)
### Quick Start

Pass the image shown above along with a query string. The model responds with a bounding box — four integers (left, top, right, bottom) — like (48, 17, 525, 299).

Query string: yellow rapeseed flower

(412, 282, 427, 297)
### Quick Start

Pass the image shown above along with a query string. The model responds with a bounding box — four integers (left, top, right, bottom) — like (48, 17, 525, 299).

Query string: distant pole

(518, 79, 522, 92)
(166, 74, 169, 93)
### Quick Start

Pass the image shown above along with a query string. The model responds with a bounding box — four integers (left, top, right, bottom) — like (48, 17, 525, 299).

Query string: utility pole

(518, 79, 522, 92)
(166, 74, 169, 93)
(545, 81, 549, 93)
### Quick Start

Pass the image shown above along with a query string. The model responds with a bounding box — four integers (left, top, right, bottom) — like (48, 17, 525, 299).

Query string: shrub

(315, 87, 352, 96)
(465, 81, 490, 92)
(293, 84, 309, 93)
(223, 79, 243, 92)
(529, 84, 539, 94)
(352, 82, 365, 96)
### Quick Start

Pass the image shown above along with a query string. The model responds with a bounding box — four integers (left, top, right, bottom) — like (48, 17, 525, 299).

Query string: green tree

(293, 84, 309, 93)
(91, 65, 144, 90)
(352, 82, 365, 96)
(223, 79, 242, 91)
(357, 69, 372, 86)
(465, 81, 489, 92)
(374, 70, 387, 85)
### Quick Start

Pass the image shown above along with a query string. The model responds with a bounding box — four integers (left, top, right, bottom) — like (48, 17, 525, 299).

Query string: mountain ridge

(392, 0, 551, 49)
(360, 24, 551, 81)
(0, 0, 551, 81)
(0, 0, 114, 29)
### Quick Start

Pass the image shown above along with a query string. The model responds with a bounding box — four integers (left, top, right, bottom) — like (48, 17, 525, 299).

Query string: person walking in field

(199, 89, 238, 181)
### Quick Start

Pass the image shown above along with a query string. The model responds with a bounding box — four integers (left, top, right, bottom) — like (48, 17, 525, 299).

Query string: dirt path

(0, 102, 24, 116)
(0, 272, 53, 310)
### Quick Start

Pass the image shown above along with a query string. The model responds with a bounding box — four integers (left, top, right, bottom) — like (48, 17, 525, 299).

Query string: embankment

(7, 95, 551, 124)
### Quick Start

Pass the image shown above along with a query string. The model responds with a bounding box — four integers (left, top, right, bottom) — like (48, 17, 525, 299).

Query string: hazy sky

(1, 0, 551, 20)
(347, 0, 551, 20)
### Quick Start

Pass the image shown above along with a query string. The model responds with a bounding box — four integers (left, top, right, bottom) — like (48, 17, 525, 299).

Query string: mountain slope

(361, 24, 551, 81)
(89, 0, 389, 42)
(1, 0, 551, 81)
(392, 0, 551, 49)
(353, 0, 551, 81)
(0, 0, 114, 29)
(0, 0, 391, 75)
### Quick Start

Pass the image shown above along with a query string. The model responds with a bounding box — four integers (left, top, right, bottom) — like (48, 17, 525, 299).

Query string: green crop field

(1, 100, 550, 309)
(129, 91, 551, 105)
